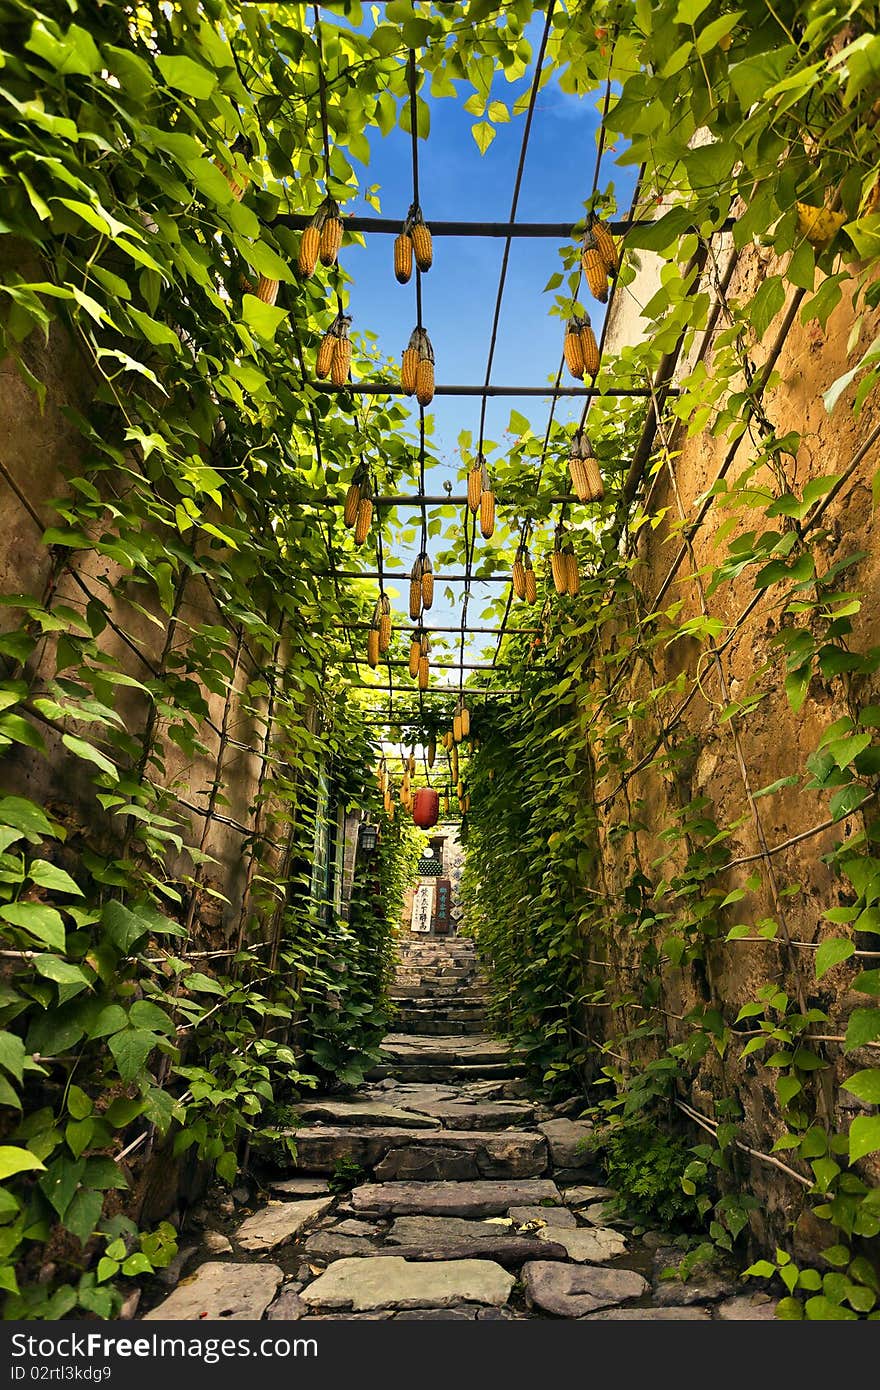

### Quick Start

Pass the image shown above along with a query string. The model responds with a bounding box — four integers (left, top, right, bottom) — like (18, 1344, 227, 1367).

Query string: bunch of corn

(316, 312, 352, 386)
(581, 226, 609, 303)
(401, 327, 435, 406)
(563, 542, 580, 595)
(298, 196, 343, 277)
(442, 730, 453, 750)
(563, 314, 600, 380)
(344, 463, 368, 528)
(417, 634, 430, 691)
(394, 203, 433, 284)
(371, 593, 392, 654)
(568, 431, 604, 503)
(513, 546, 537, 604)
(452, 699, 470, 742)
(409, 632, 422, 678)
(411, 551, 433, 610)
(367, 618, 381, 668)
(255, 275, 280, 306)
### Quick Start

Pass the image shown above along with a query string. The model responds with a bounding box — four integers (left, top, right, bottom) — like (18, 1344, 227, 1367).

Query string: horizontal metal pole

(356, 689, 522, 701)
(308, 493, 577, 507)
(344, 659, 502, 670)
(319, 571, 511, 582)
(347, 624, 540, 634)
(307, 381, 659, 398)
(274, 213, 736, 239)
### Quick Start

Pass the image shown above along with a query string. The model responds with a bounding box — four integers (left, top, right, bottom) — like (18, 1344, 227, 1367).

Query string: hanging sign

(411, 880, 435, 933)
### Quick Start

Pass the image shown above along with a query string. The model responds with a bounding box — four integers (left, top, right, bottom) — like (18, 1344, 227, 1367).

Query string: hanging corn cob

(418, 552, 434, 609)
(409, 577, 422, 622)
(442, 731, 453, 750)
(580, 313, 600, 377)
(512, 547, 526, 599)
(416, 635, 430, 689)
(394, 225, 414, 285)
(589, 213, 620, 273)
(415, 331, 435, 407)
(354, 474, 373, 545)
(378, 593, 392, 652)
(551, 528, 568, 595)
(344, 464, 368, 529)
(568, 430, 604, 503)
(427, 738, 436, 768)
(316, 322, 337, 380)
(319, 197, 343, 267)
(367, 621, 380, 668)
(418, 654, 429, 690)
(480, 483, 495, 539)
(453, 712, 462, 743)
(581, 226, 609, 303)
(524, 550, 538, 605)
(331, 315, 352, 386)
(408, 752, 416, 776)
(459, 702, 470, 738)
(564, 315, 599, 379)
(409, 635, 421, 679)
(563, 543, 580, 596)
(409, 205, 433, 272)
(255, 275, 280, 306)
(451, 743, 459, 781)
(467, 459, 483, 514)
(401, 327, 422, 395)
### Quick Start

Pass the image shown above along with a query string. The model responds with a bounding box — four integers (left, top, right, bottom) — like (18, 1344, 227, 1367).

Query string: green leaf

(66, 1085, 92, 1121)
(0, 1032, 26, 1085)
(815, 938, 854, 978)
(101, 901, 149, 953)
(63, 1188, 104, 1245)
(183, 972, 227, 996)
(241, 294, 287, 342)
(121, 1252, 153, 1276)
(108, 1029, 159, 1082)
(848, 1115, 880, 1163)
(0, 1147, 45, 1180)
(155, 55, 217, 100)
(61, 734, 119, 780)
(0, 798, 59, 844)
(26, 20, 102, 75)
(0, 902, 65, 951)
(27, 860, 83, 897)
(471, 121, 496, 155)
(842, 1069, 880, 1104)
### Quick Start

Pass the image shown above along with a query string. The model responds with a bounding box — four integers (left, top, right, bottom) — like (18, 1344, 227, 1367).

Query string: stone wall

(589, 239, 880, 1253)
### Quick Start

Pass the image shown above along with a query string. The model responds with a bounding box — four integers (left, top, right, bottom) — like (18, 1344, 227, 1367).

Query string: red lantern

(412, 788, 440, 829)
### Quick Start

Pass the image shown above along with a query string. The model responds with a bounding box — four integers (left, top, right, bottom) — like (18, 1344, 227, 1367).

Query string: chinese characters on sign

(411, 881, 435, 933)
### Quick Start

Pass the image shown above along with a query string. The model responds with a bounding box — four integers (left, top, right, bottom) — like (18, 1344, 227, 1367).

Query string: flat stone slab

(538, 1119, 594, 1169)
(509, 1205, 576, 1228)
(383, 1215, 568, 1266)
(293, 1099, 441, 1129)
(380, 1034, 514, 1065)
(580, 1201, 616, 1225)
(537, 1225, 627, 1262)
(402, 1101, 537, 1130)
(267, 1177, 330, 1197)
(560, 1185, 616, 1206)
(653, 1272, 734, 1306)
(716, 1293, 777, 1320)
(523, 1261, 648, 1318)
(234, 1197, 334, 1252)
(266, 1288, 308, 1320)
(303, 1231, 374, 1260)
(582, 1306, 711, 1320)
(291, 1126, 547, 1181)
(351, 1179, 561, 1218)
(143, 1262, 282, 1321)
(301, 1257, 515, 1312)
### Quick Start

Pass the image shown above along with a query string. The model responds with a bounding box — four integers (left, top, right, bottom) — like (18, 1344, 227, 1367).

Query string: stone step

(294, 1094, 536, 1131)
(378, 1034, 515, 1067)
(300, 1256, 515, 1314)
(350, 1178, 562, 1218)
(391, 1017, 487, 1037)
(289, 1126, 548, 1181)
(367, 1062, 523, 1082)
(378, 1215, 570, 1266)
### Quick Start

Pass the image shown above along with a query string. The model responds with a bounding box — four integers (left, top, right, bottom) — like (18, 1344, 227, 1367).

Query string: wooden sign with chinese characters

(433, 877, 452, 935)
(411, 881, 435, 933)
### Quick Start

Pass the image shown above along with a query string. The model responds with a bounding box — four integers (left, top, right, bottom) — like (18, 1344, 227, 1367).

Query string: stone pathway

(140, 936, 775, 1321)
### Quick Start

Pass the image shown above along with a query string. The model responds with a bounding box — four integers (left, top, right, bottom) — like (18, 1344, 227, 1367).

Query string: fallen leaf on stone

(482, 1217, 512, 1226)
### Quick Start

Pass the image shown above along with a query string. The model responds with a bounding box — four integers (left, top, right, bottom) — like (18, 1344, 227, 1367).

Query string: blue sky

(324, 17, 637, 684)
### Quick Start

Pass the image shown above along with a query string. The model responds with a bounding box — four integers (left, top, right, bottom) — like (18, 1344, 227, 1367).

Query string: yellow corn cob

(256, 276, 280, 306)
(551, 548, 568, 595)
(408, 754, 416, 776)
(581, 230, 608, 302)
(418, 655, 429, 690)
(394, 231, 413, 284)
(512, 552, 526, 599)
(319, 201, 343, 267)
(467, 465, 482, 513)
(456, 779, 464, 799)
(453, 714, 463, 743)
(344, 480, 361, 528)
(388, 800, 395, 820)
(384, 789, 392, 814)
(460, 705, 470, 737)
(316, 331, 335, 379)
(298, 224, 321, 278)
(411, 218, 433, 272)
(564, 545, 580, 596)
(427, 738, 436, 768)
(331, 336, 351, 386)
(591, 216, 620, 272)
(443, 731, 452, 750)
(409, 638, 421, 678)
(401, 345, 419, 395)
(451, 744, 459, 780)
(409, 579, 422, 621)
(580, 318, 600, 377)
(379, 619, 392, 653)
(367, 625, 380, 668)
(564, 320, 585, 379)
(421, 570, 434, 609)
(569, 456, 590, 502)
(584, 456, 604, 502)
(480, 489, 495, 539)
(416, 358, 434, 407)
(217, 161, 249, 202)
(354, 496, 373, 545)
(525, 565, 537, 605)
